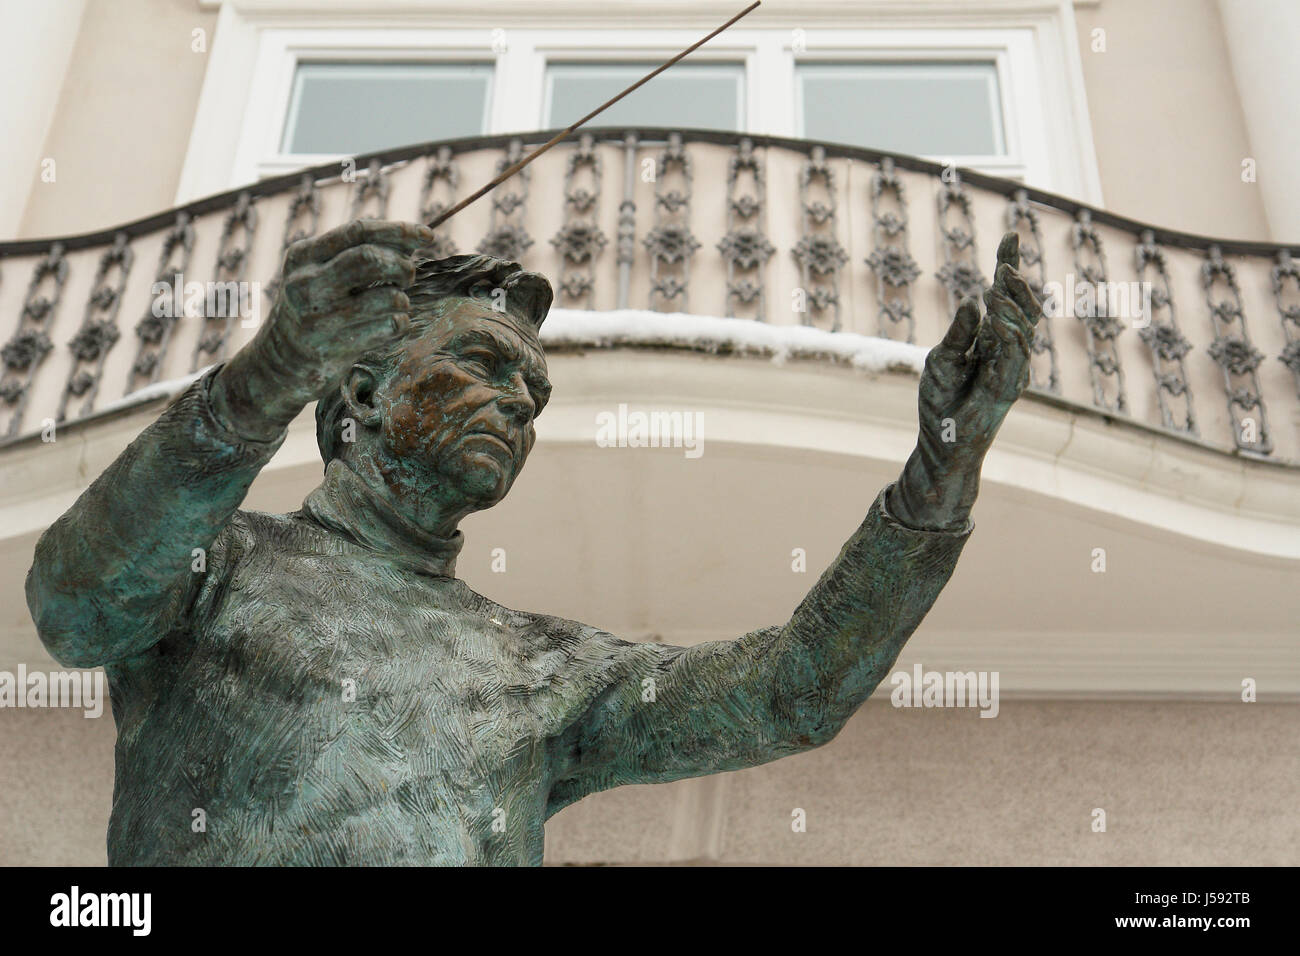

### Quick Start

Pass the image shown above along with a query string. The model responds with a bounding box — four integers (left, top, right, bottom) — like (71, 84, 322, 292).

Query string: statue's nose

(497, 372, 535, 421)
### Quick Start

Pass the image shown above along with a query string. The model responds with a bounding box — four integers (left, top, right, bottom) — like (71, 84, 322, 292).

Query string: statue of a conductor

(28, 219, 1042, 865)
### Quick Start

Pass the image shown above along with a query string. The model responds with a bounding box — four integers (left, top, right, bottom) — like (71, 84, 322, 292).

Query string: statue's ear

(341, 365, 383, 429)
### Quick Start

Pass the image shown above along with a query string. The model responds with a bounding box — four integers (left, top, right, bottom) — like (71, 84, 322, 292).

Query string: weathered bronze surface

(26, 220, 1041, 865)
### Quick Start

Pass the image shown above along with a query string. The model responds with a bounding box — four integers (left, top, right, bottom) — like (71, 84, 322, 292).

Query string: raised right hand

(211, 219, 436, 441)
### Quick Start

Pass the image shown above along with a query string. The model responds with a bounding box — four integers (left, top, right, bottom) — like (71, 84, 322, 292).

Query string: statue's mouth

(467, 430, 515, 457)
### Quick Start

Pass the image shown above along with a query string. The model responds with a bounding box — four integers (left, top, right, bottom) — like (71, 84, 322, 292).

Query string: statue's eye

(461, 350, 498, 379)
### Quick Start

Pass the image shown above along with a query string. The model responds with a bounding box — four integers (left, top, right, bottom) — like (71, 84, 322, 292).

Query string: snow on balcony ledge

(541, 308, 928, 375)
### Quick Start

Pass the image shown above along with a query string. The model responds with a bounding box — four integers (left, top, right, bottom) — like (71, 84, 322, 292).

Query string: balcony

(2, 127, 1297, 462)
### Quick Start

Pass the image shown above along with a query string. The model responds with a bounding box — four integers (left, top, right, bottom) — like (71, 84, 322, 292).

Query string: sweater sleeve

(26, 367, 285, 667)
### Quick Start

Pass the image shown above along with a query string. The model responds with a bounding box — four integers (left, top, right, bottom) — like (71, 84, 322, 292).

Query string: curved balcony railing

(1, 127, 1297, 463)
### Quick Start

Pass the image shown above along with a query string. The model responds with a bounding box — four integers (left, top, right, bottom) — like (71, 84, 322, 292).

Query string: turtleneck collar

(300, 459, 463, 579)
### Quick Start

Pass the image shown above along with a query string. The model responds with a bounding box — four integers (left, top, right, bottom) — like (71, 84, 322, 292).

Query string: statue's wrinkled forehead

(414, 296, 546, 358)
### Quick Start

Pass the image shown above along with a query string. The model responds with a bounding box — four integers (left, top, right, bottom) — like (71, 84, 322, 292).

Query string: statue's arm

(548, 233, 1042, 811)
(26, 219, 435, 667)
(25, 371, 284, 667)
(546, 486, 969, 813)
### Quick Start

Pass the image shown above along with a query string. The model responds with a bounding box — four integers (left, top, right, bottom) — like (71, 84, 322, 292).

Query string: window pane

(798, 62, 1004, 156)
(546, 63, 743, 130)
(282, 62, 492, 154)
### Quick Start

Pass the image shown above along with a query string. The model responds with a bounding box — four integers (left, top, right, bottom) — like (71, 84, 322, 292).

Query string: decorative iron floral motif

(132, 353, 158, 378)
(348, 158, 390, 220)
(645, 132, 698, 311)
(67, 372, 94, 397)
(478, 223, 534, 262)
(865, 245, 923, 288)
(558, 273, 594, 300)
(935, 260, 986, 304)
(718, 139, 773, 320)
(717, 227, 774, 272)
(68, 320, 120, 362)
(550, 134, 605, 307)
(479, 139, 533, 269)
(644, 224, 701, 265)
(136, 313, 170, 345)
(1271, 249, 1300, 397)
(264, 174, 322, 304)
(795, 146, 844, 330)
(1, 243, 68, 435)
(793, 234, 848, 276)
(1139, 322, 1193, 362)
(552, 220, 608, 264)
(1200, 245, 1270, 453)
(866, 158, 920, 342)
(420, 146, 459, 222)
(936, 173, 986, 320)
(1133, 230, 1195, 433)
(1070, 209, 1126, 414)
(1279, 339, 1300, 376)
(190, 192, 257, 372)
(1207, 336, 1264, 375)
(129, 211, 194, 391)
(2, 330, 53, 371)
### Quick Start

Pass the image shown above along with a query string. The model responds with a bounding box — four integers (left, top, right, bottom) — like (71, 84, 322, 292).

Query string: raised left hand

(888, 232, 1043, 531)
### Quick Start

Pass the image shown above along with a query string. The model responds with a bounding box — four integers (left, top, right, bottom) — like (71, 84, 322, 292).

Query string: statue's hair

(314, 253, 552, 466)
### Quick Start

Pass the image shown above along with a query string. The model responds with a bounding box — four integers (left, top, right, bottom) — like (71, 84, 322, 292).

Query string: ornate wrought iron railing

(1, 127, 1297, 463)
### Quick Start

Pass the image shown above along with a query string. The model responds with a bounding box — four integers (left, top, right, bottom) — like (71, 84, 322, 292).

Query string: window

(281, 62, 492, 156)
(544, 62, 744, 130)
(191, 16, 1100, 205)
(797, 61, 1005, 158)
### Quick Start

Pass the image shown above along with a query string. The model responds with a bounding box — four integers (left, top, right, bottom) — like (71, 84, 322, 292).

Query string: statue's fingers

(998, 267, 1040, 327)
(321, 244, 418, 298)
(974, 341, 1027, 404)
(927, 298, 981, 387)
(280, 245, 414, 317)
(336, 286, 413, 343)
(285, 220, 436, 274)
(996, 232, 1020, 272)
(987, 291, 1030, 351)
(940, 297, 982, 355)
(976, 293, 1031, 398)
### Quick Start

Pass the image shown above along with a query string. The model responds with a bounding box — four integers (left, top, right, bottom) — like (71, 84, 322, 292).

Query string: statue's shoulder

(459, 587, 642, 660)
(521, 610, 672, 683)
(211, 508, 292, 554)
(196, 508, 321, 582)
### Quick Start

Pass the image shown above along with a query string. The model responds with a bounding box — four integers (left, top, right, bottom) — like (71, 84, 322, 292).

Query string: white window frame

(483, 28, 764, 140)
(794, 53, 1018, 179)
(542, 60, 748, 133)
(227, 29, 500, 184)
(181, 3, 1102, 205)
(279, 60, 496, 159)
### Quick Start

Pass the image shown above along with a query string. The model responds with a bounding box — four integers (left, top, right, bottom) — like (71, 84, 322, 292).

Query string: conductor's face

(376, 298, 551, 512)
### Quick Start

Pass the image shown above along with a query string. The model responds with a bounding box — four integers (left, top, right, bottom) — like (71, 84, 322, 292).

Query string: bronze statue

(27, 219, 1042, 865)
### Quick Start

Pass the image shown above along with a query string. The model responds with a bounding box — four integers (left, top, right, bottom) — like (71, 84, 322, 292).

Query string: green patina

(26, 222, 1040, 865)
